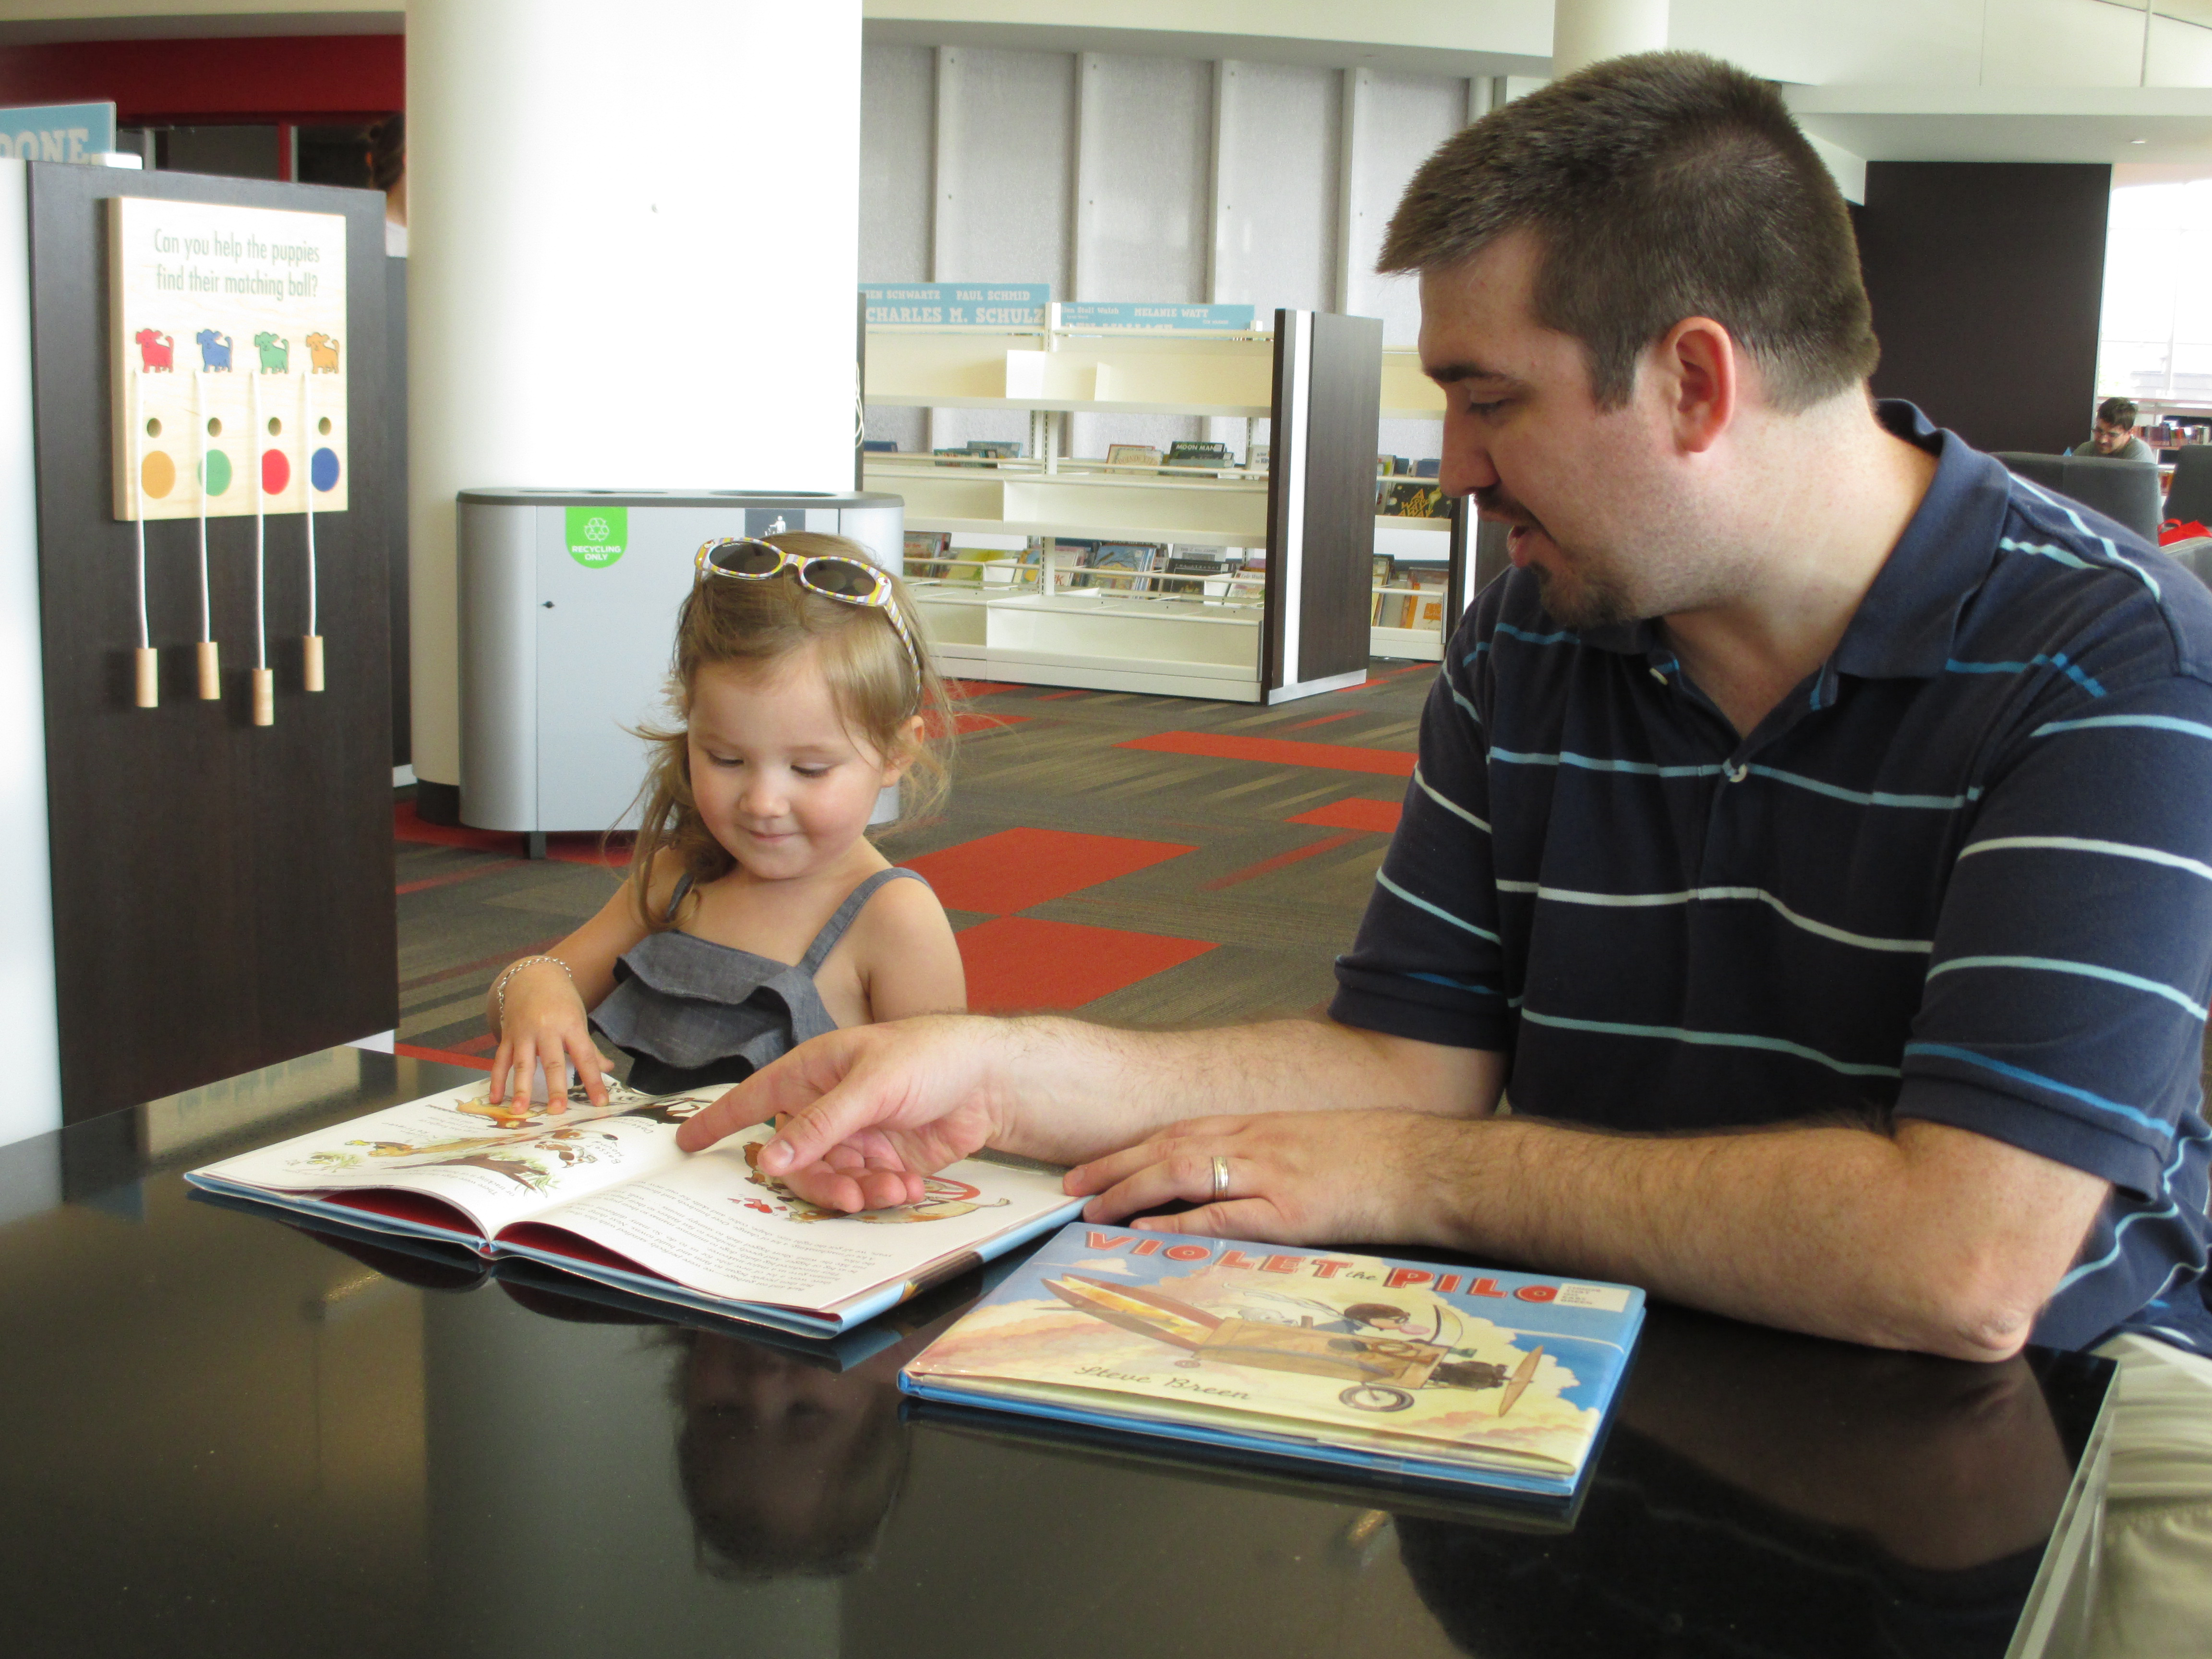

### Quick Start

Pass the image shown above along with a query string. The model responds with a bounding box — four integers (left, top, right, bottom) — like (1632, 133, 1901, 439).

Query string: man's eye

(1467, 397, 1508, 418)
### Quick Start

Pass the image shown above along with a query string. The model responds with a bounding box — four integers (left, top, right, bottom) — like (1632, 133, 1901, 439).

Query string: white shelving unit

(865, 309, 1382, 703)
(1371, 348, 1456, 661)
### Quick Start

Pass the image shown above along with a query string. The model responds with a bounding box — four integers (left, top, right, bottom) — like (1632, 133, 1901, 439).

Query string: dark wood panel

(1261, 309, 1293, 691)
(28, 162, 396, 1122)
(385, 253, 409, 767)
(1856, 162, 2110, 457)
(1297, 310, 1382, 682)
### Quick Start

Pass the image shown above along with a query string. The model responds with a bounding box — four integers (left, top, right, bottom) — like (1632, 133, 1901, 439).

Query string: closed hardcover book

(899, 1222, 1644, 1498)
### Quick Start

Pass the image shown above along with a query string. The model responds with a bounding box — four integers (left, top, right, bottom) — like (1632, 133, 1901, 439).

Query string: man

(683, 56, 2212, 1594)
(2073, 397, 2155, 460)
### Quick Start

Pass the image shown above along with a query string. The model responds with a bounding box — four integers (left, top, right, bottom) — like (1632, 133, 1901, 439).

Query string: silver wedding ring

(1210, 1154, 1229, 1200)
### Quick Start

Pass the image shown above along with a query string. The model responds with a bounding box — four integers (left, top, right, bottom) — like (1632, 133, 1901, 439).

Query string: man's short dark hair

(2097, 397, 2139, 429)
(1378, 52, 1879, 413)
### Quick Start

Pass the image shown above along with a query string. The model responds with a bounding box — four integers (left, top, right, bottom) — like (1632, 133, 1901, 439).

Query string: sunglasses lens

(709, 541, 783, 577)
(804, 558, 880, 599)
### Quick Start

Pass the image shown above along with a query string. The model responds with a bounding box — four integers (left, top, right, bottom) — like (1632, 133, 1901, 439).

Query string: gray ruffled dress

(590, 866, 928, 1095)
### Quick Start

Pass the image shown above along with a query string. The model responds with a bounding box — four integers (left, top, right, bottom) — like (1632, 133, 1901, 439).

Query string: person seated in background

(2072, 397, 2155, 460)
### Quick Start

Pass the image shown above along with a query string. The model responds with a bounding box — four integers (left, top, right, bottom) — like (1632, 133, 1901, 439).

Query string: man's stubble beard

(1530, 560, 1641, 630)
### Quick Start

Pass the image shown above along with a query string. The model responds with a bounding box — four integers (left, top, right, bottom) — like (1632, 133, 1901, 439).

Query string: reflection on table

(0, 1047, 2111, 1659)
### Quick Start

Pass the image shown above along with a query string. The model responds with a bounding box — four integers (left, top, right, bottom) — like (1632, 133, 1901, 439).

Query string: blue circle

(311, 447, 341, 492)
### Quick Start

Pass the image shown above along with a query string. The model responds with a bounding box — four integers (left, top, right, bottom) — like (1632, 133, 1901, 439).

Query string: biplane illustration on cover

(900, 1223, 1645, 1497)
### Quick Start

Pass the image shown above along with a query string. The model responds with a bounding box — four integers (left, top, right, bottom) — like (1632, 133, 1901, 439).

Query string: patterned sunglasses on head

(693, 537, 923, 700)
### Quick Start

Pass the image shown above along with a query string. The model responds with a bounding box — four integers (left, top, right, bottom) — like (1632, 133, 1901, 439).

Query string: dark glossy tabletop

(0, 1048, 2114, 1659)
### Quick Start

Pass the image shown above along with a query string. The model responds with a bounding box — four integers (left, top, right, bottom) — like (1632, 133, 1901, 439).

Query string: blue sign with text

(1058, 301, 1257, 331)
(863, 283, 1049, 326)
(0, 101, 118, 163)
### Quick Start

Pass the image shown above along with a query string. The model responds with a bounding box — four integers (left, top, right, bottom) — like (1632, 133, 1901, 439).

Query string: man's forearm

(988, 1016, 1497, 1168)
(1416, 1113, 2104, 1361)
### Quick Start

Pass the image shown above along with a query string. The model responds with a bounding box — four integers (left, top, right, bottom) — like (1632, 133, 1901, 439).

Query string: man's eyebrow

(1424, 360, 1524, 388)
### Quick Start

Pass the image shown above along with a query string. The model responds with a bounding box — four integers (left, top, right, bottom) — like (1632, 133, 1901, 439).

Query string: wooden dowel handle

(196, 640, 220, 700)
(302, 634, 325, 692)
(251, 667, 274, 727)
(134, 647, 158, 709)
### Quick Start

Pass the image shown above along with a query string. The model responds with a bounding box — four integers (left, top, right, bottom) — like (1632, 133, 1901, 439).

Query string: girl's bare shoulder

(846, 867, 955, 950)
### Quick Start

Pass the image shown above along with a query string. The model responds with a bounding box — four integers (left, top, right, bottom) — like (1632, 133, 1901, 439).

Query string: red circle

(261, 448, 290, 493)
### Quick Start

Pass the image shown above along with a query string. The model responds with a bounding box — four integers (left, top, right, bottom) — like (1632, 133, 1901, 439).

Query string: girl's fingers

(487, 1041, 513, 1104)
(565, 1034, 605, 1106)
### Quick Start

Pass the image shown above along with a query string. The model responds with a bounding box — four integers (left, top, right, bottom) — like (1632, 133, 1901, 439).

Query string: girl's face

(685, 647, 914, 883)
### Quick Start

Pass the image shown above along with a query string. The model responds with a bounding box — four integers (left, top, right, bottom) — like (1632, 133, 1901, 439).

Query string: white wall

(860, 44, 1465, 465)
(0, 159, 64, 1150)
(408, 0, 865, 791)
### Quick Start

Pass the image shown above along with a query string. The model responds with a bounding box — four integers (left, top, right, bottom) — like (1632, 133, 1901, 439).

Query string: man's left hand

(1065, 1109, 1463, 1244)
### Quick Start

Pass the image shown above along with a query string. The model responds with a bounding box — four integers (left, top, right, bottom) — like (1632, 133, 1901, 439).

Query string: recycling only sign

(565, 505, 627, 568)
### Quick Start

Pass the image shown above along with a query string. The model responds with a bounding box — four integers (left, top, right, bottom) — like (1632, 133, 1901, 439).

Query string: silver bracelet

(493, 954, 572, 1026)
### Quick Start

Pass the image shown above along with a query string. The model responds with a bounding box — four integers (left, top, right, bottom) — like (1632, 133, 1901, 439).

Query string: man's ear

(1654, 316, 1738, 456)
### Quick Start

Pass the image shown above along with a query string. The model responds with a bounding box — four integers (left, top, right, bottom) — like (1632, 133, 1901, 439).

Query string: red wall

(0, 36, 403, 123)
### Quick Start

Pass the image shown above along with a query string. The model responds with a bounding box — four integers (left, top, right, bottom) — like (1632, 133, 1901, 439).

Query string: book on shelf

(1379, 479, 1451, 519)
(1376, 453, 1411, 477)
(1105, 443, 1164, 470)
(904, 530, 951, 569)
(862, 439, 899, 454)
(934, 441, 1023, 468)
(1164, 440, 1233, 475)
(898, 1221, 1645, 1500)
(1073, 542, 1160, 591)
(1409, 566, 1448, 629)
(1371, 555, 1397, 625)
(184, 1076, 1083, 1338)
(1246, 443, 1270, 473)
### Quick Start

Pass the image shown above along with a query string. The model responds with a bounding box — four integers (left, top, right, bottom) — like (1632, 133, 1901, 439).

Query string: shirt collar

(1575, 400, 2011, 679)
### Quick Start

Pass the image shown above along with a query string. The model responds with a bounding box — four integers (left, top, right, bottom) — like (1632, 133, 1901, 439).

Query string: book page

(189, 1079, 732, 1238)
(510, 1124, 1075, 1311)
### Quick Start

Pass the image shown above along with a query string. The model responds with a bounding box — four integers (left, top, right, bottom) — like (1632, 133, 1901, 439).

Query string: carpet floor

(393, 661, 1438, 1070)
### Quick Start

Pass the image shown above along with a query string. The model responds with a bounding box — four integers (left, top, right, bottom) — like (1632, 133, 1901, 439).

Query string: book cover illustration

(903, 1225, 1643, 1483)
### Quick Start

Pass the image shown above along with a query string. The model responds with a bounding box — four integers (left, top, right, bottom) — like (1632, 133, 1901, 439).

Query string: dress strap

(798, 867, 929, 975)
(663, 870, 695, 926)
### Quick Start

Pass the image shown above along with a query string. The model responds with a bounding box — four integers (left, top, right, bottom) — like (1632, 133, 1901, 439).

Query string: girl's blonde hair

(625, 532, 952, 928)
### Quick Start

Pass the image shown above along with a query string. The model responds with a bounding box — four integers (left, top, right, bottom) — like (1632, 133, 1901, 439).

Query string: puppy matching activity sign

(108, 195, 349, 518)
(106, 196, 350, 719)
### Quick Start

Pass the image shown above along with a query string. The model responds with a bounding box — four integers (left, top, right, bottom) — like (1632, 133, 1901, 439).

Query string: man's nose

(1438, 420, 1499, 501)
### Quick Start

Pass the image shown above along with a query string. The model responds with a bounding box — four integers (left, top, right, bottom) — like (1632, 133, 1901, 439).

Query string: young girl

(485, 531, 964, 1108)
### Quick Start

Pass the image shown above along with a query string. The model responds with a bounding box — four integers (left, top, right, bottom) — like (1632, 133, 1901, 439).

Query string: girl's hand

(489, 962, 613, 1109)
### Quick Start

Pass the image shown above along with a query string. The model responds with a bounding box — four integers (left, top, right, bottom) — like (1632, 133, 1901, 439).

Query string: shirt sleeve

(1328, 613, 1513, 1050)
(1895, 666, 2212, 1202)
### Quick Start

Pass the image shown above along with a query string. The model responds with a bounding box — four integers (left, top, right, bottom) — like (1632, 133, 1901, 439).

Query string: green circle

(200, 450, 232, 496)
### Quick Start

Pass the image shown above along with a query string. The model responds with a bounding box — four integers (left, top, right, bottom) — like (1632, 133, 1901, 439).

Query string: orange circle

(140, 450, 176, 498)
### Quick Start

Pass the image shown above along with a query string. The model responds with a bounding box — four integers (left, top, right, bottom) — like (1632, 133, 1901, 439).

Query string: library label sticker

(567, 505, 627, 567)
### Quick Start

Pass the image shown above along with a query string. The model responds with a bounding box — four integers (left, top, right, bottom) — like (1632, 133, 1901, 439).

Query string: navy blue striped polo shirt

(1332, 401, 2212, 1356)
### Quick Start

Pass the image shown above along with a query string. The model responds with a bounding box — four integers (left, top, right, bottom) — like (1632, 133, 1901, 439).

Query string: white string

(251, 370, 265, 672)
(129, 370, 148, 650)
(301, 367, 317, 636)
(194, 369, 209, 643)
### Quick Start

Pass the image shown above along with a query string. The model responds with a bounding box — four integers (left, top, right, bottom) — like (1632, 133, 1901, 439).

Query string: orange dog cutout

(306, 332, 340, 373)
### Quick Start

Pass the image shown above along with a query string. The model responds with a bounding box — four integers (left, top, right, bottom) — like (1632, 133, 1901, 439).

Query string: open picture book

(899, 1222, 1646, 1499)
(184, 1077, 1084, 1336)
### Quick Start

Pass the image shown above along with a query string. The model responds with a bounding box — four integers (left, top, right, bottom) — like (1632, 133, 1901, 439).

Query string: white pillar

(0, 159, 62, 1150)
(406, 0, 863, 793)
(1551, 0, 1670, 78)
